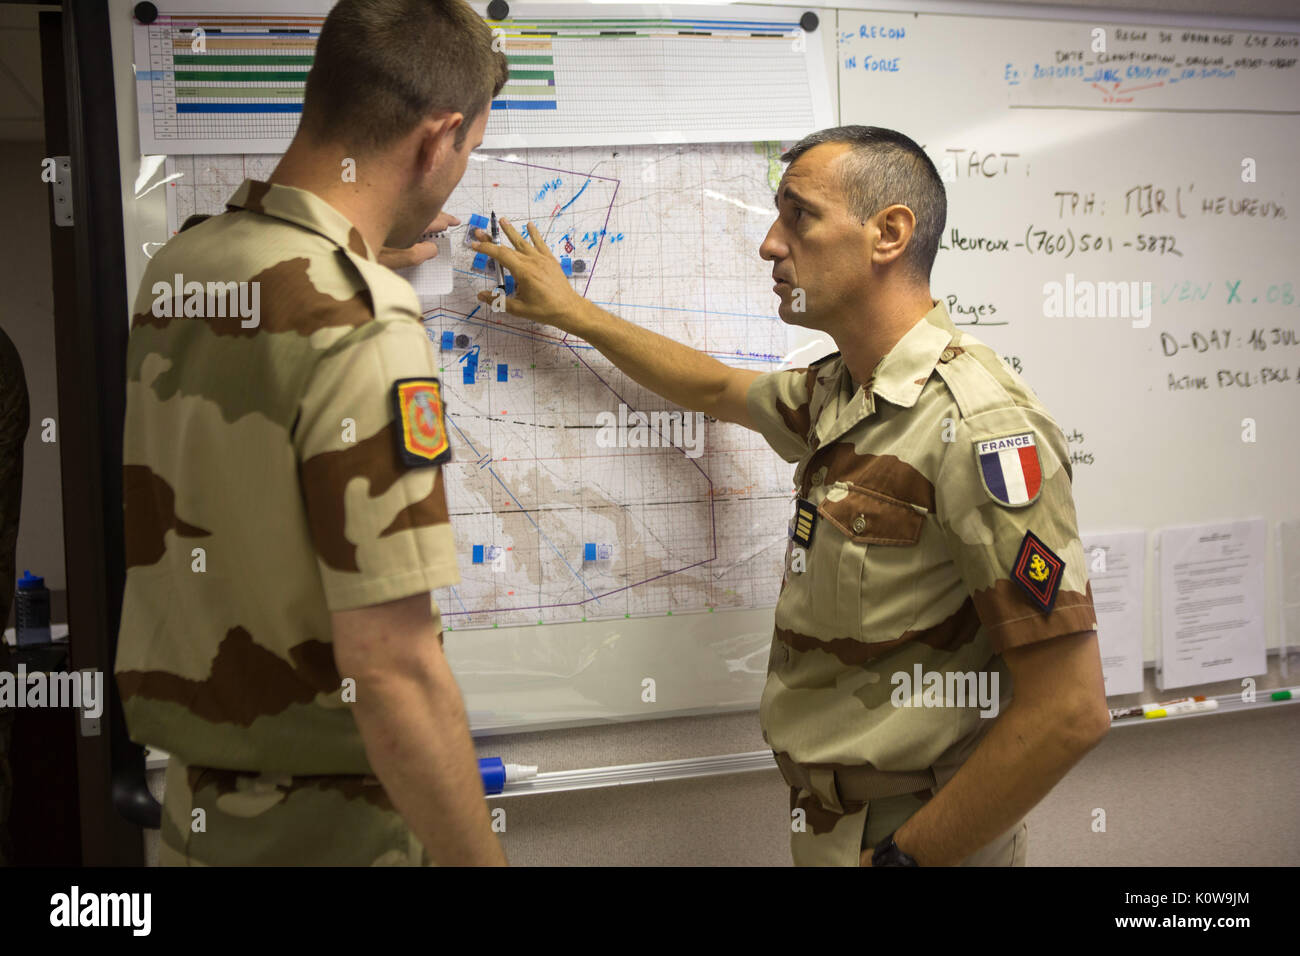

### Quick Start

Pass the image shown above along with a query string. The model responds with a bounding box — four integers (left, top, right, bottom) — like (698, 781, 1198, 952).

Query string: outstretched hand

(471, 219, 588, 333)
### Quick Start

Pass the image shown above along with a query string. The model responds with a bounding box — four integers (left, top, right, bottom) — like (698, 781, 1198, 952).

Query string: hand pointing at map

(471, 219, 589, 334)
(472, 217, 760, 434)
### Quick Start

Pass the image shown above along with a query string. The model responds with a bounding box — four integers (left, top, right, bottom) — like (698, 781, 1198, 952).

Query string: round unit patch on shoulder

(392, 378, 451, 467)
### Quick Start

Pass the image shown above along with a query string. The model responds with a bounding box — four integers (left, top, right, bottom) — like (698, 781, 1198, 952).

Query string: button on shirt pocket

(819, 484, 924, 545)
(815, 483, 926, 641)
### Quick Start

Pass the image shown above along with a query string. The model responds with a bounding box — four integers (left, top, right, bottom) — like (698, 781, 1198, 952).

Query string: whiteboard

(835, 6, 1300, 674)
(108, 0, 1300, 735)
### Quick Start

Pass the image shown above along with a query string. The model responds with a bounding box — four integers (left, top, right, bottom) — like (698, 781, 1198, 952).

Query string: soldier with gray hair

(471, 125, 1110, 866)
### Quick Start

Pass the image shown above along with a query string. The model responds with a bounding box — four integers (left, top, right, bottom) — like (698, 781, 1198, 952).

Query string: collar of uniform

(226, 179, 375, 261)
(868, 299, 957, 409)
(811, 300, 957, 449)
(813, 357, 869, 449)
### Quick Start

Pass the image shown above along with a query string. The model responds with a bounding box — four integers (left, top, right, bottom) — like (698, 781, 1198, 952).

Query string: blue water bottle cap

(17, 570, 43, 590)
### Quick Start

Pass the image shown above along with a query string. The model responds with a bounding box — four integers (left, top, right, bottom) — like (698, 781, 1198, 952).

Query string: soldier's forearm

(569, 300, 755, 421)
(891, 699, 1106, 866)
(351, 655, 506, 866)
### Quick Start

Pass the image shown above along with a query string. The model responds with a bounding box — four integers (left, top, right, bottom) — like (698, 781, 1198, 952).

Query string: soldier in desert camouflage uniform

(471, 126, 1111, 866)
(115, 0, 508, 865)
(748, 298, 1099, 865)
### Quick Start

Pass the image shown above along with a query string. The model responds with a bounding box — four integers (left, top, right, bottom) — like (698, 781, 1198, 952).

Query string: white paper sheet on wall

(1082, 531, 1145, 697)
(1156, 518, 1268, 690)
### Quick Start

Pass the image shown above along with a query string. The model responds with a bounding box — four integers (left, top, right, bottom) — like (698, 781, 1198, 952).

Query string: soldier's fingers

(470, 233, 523, 272)
(523, 220, 551, 257)
(497, 218, 535, 255)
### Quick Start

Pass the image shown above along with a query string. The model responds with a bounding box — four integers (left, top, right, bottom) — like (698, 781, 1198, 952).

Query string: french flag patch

(975, 432, 1043, 507)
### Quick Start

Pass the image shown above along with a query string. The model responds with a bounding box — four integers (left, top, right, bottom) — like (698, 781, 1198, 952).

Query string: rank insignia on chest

(1012, 530, 1064, 613)
(975, 431, 1043, 507)
(392, 378, 451, 467)
(791, 498, 818, 547)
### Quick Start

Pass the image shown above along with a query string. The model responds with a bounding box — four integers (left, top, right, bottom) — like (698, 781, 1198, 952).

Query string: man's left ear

(417, 121, 446, 176)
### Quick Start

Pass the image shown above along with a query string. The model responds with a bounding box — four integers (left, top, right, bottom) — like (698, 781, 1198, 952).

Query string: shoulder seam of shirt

(933, 349, 1026, 422)
(347, 251, 424, 325)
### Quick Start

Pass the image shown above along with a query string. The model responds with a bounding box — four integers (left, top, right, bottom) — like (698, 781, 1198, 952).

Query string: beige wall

(496, 705, 1300, 866)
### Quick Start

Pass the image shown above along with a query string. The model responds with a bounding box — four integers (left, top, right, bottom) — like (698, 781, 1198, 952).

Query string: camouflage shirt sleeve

(935, 406, 1097, 653)
(745, 366, 819, 463)
(294, 318, 460, 611)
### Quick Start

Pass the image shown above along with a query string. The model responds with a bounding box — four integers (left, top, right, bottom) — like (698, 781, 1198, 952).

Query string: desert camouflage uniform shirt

(116, 179, 459, 782)
(746, 299, 1097, 862)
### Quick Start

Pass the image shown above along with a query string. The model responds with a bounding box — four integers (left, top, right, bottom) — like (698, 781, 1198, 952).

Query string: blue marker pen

(478, 757, 539, 795)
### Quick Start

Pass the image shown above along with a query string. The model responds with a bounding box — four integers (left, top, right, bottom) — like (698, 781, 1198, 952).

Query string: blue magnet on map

(472, 545, 485, 564)
(440, 330, 454, 350)
(471, 252, 496, 275)
(497, 363, 508, 382)
(466, 214, 490, 247)
(584, 543, 598, 561)
(461, 346, 479, 384)
(500, 274, 515, 295)
(560, 256, 573, 277)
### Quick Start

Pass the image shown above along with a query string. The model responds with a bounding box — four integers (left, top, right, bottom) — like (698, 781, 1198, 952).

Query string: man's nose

(759, 224, 785, 261)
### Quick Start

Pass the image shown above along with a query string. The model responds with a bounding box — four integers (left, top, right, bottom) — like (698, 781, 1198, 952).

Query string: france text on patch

(975, 431, 1042, 506)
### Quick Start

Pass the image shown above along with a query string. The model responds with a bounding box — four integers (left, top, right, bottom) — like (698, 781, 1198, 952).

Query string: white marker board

(836, 4, 1300, 678)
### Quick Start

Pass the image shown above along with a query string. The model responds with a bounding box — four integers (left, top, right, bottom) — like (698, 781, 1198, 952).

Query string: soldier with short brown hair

(116, 0, 508, 865)
(470, 125, 1110, 867)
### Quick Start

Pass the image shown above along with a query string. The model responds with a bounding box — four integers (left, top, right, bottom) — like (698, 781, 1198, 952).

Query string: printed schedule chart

(134, 6, 833, 154)
(136, 13, 322, 153)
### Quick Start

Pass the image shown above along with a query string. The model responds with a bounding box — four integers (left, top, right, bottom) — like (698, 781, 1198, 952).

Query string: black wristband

(871, 832, 919, 867)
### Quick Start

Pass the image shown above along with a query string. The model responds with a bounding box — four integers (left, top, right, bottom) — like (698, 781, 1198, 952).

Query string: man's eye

(792, 207, 803, 221)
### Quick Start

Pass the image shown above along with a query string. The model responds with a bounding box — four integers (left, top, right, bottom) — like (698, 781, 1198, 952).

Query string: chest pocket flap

(817, 483, 924, 545)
